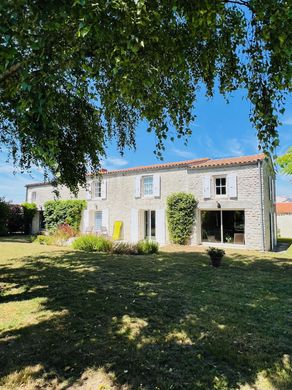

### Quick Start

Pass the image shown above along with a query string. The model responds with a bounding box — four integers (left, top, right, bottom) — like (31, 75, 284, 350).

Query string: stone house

(26, 153, 277, 251)
(276, 202, 292, 238)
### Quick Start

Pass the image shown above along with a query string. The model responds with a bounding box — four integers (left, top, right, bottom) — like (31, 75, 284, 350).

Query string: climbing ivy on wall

(43, 200, 86, 231)
(167, 193, 197, 245)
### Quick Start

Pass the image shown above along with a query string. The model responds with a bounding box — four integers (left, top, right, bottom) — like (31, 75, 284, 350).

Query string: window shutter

(272, 178, 276, 202)
(228, 174, 237, 198)
(130, 208, 139, 242)
(102, 208, 109, 233)
(203, 176, 211, 199)
(153, 174, 160, 197)
(155, 209, 166, 244)
(82, 209, 89, 232)
(101, 179, 107, 199)
(86, 181, 92, 200)
(135, 176, 141, 198)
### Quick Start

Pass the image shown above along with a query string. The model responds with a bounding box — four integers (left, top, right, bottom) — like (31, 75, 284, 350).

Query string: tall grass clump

(72, 235, 112, 252)
(137, 239, 159, 254)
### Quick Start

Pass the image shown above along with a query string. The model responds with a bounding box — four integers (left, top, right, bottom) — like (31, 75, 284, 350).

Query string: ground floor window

(144, 210, 156, 240)
(201, 210, 245, 244)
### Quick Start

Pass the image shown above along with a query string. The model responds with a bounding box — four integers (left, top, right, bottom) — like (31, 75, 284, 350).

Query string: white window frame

(92, 180, 102, 199)
(214, 176, 227, 197)
(142, 175, 154, 197)
(95, 210, 103, 231)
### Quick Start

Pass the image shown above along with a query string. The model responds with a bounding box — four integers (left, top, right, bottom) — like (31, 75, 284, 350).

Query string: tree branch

(0, 63, 21, 83)
(224, 0, 252, 10)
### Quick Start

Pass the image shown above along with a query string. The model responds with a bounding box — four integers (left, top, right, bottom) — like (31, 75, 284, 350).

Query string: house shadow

(0, 250, 291, 389)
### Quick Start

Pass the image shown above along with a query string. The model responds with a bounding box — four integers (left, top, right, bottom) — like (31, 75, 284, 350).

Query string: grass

(0, 238, 292, 390)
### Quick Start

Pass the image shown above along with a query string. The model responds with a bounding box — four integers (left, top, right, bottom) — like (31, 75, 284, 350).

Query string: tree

(0, 0, 291, 192)
(277, 147, 292, 175)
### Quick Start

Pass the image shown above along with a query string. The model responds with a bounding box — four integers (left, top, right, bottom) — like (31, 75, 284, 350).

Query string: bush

(21, 202, 37, 234)
(72, 234, 112, 252)
(0, 198, 10, 235)
(206, 247, 225, 258)
(7, 204, 24, 233)
(53, 223, 78, 241)
(167, 192, 197, 245)
(111, 241, 139, 255)
(137, 239, 159, 254)
(44, 200, 86, 231)
(35, 235, 54, 245)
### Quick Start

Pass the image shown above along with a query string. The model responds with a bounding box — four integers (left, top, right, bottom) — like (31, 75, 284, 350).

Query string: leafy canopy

(277, 147, 292, 175)
(0, 0, 291, 191)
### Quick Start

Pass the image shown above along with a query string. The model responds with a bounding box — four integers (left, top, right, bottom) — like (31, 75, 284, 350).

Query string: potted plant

(206, 247, 225, 267)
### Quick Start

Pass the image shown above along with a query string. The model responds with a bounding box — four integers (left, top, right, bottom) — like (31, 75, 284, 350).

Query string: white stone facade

(26, 155, 276, 251)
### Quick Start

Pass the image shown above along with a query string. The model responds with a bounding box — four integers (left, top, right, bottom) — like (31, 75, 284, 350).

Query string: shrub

(35, 235, 54, 245)
(21, 202, 37, 234)
(7, 204, 24, 233)
(137, 239, 159, 254)
(206, 247, 225, 258)
(72, 234, 112, 252)
(53, 223, 78, 241)
(44, 200, 86, 232)
(111, 241, 138, 255)
(0, 198, 10, 235)
(167, 192, 197, 245)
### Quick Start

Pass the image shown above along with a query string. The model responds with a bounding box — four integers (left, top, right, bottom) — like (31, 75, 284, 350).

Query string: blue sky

(0, 88, 291, 203)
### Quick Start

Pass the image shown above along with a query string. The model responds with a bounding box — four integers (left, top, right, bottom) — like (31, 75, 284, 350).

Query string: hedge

(44, 200, 86, 231)
(166, 192, 197, 245)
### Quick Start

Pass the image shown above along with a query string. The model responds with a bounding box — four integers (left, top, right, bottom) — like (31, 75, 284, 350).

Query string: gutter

(258, 160, 265, 251)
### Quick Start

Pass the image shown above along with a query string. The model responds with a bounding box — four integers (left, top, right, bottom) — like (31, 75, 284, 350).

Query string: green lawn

(0, 239, 292, 390)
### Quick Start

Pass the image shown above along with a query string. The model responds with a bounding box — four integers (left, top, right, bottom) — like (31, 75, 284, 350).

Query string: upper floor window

(143, 175, 154, 196)
(31, 191, 37, 202)
(93, 180, 102, 198)
(215, 177, 226, 196)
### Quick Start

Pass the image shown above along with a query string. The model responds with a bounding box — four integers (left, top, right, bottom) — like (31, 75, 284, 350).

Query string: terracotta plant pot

(210, 255, 223, 267)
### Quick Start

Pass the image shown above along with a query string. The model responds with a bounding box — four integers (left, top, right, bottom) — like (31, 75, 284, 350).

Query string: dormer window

(215, 177, 226, 196)
(143, 175, 154, 196)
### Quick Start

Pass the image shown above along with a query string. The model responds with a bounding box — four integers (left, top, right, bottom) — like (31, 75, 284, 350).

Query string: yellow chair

(112, 221, 123, 241)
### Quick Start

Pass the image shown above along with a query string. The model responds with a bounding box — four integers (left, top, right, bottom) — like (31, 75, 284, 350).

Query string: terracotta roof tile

(189, 153, 266, 169)
(276, 203, 292, 215)
(90, 158, 210, 175)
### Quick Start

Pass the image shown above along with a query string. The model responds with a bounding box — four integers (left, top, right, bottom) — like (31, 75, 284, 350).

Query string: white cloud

(227, 138, 244, 157)
(172, 148, 196, 159)
(101, 156, 128, 170)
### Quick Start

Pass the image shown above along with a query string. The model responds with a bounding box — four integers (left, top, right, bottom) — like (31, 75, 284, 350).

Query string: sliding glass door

(201, 210, 245, 244)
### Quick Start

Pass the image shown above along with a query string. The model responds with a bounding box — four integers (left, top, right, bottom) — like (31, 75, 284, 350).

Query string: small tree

(21, 202, 37, 234)
(7, 204, 24, 233)
(167, 193, 197, 245)
(0, 198, 10, 235)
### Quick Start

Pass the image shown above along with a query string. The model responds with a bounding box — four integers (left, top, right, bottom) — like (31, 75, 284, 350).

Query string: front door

(95, 211, 103, 232)
(144, 210, 156, 240)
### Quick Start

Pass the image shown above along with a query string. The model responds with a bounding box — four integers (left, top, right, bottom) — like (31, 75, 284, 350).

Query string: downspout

(258, 160, 265, 251)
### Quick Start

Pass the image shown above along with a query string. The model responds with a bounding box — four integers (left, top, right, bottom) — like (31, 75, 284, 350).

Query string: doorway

(144, 210, 156, 240)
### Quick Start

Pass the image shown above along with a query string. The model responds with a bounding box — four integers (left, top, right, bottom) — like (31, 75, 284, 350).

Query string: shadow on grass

(0, 235, 32, 243)
(0, 250, 292, 389)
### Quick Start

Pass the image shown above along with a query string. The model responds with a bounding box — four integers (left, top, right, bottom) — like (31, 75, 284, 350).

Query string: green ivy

(43, 200, 86, 232)
(21, 202, 37, 234)
(167, 193, 197, 245)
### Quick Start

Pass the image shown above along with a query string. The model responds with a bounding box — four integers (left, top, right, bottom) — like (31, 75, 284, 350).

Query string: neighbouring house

(276, 202, 292, 238)
(25, 153, 277, 251)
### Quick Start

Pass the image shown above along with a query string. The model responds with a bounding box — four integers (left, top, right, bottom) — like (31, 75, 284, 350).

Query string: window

(93, 180, 102, 198)
(31, 191, 37, 202)
(143, 176, 154, 196)
(215, 177, 226, 195)
(144, 210, 156, 239)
